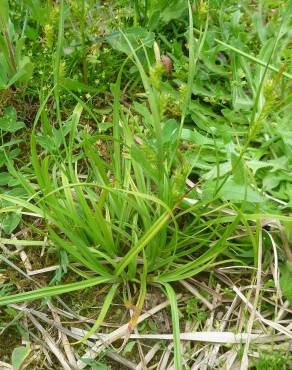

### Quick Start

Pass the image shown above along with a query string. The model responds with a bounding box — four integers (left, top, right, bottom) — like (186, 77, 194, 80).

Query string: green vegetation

(0, 0, 292, 369)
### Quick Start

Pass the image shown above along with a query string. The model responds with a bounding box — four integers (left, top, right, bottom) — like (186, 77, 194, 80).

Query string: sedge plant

(0, 2, 264, 368)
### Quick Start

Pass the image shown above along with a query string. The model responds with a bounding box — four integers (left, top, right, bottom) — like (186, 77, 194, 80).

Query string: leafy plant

(0, 4, 253, 367)
(0, 1, 291, 369)
(0, 0, 33, 90)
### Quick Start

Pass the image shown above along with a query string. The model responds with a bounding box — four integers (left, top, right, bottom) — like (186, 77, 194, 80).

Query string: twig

(27, 313, 71, 370)
(47, 302, 78, 368)
(136, 343, 160, 370)
(77, 297, 180, 369)
(180, 280, 213, 310)
(240, 227, 263, 370)
(71, 328, 276, 344)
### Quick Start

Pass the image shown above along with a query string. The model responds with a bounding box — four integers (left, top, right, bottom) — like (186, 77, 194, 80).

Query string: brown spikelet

(161, 55, 173, 75)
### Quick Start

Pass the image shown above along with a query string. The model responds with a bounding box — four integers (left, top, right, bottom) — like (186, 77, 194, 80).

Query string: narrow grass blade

(76, 283, 119, 343)
(115, 211, 170, 276)
(159, 216, 240, 282)
(162, 283, 182, 370)
(0, 238, 48, 246)
(0, 277, 112, 306)
(215, 38, 292, 80)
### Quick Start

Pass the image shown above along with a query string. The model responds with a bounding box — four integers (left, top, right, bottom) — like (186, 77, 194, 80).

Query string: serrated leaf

(0, 107, 25, 133)
(263, 172, 281, 191)
(0, 172, 14, 185)
(161, 119, 179, 145)
(203, 178, 263, 203)
(133, 102, 153, 127)
(0, 149, 21, 167)
(159, 0, 188, 23)
(1, 212, 21, 234)
(108, 28, 154, 55)
(7, 58, 33, 87)
(220, 178, 262, 202)
(181, 128, 213, 145)
(62, 78, 97, 93)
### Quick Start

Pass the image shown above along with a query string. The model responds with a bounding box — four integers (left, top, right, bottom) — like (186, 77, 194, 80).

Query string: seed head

(161, 55, 173, 75)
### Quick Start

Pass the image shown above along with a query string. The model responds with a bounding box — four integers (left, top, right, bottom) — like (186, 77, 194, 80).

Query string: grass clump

(0, 0, 292, 369)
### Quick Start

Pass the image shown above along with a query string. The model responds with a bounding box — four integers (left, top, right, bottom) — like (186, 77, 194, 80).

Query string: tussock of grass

(0, 0, 292, 369)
